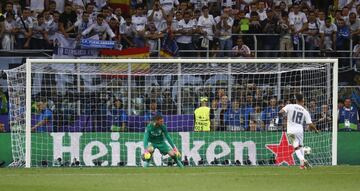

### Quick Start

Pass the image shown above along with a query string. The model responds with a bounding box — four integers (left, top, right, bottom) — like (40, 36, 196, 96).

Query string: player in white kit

(279, 93, 318, 169)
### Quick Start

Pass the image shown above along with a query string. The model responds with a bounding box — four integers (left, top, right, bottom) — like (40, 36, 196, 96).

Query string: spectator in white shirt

(31, 14, 48, 49)
(15, 8, 33, 49)
(114, 7, 125, 25)
(319, 17, 337, 52)
(132, 6, 147, 47)
(45, 11, 60, 48)
(197, 6, 216, 57)
(2, 12, 16, 50)
(81, 14, 116, 40)
(147, 0, 166, 32)
(74, 12, 93, 38)
(120, 15, 135, 48)
(144, 22, 164, 55)
(215, 7, 234, 57)
(29, 0, 48, 13)
(160, 0, 179, 15)
(176, 10, 196, 57)
(288, 4, 308, 55)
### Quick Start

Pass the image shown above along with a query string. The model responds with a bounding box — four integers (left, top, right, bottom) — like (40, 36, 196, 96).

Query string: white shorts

(287, 132, 303, 149)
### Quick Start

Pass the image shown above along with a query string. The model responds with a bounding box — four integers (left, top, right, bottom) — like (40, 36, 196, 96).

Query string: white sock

(295, 149, 305, 165)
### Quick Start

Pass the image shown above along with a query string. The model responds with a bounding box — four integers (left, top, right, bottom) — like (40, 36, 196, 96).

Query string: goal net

(5, 59, 338, 167)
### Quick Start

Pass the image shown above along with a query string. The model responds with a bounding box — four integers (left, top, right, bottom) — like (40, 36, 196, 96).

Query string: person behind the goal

(279, 93, 319, 169)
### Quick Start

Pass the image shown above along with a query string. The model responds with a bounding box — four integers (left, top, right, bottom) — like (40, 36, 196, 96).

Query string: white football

(303, 146, 312, 155)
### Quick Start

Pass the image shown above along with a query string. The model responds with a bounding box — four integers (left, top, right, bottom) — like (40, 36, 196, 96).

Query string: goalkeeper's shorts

(151, 142, 171, 155)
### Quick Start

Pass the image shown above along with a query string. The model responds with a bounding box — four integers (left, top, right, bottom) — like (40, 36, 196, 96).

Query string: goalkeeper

(142, 115, 184, 168)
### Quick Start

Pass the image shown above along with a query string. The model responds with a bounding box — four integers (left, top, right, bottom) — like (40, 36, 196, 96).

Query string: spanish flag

(100, 47, 150, 76)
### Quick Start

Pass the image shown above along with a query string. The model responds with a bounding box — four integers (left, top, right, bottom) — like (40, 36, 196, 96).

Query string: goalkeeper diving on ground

(142, 115, 184, 168)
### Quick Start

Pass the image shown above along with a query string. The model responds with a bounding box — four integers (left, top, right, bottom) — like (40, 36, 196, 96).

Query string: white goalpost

(5, 58, 338, 168)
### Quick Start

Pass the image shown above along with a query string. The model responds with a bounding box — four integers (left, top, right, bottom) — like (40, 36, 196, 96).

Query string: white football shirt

(282, 104, 312, 134)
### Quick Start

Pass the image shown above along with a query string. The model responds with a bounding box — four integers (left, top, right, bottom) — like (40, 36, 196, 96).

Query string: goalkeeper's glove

(173, 147, 181, 158)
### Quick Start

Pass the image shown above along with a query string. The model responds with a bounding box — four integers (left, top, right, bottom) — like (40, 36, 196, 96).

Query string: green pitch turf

(0, 166, 359, 191)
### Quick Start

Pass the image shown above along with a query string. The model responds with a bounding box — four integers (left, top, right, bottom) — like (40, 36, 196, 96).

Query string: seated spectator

(59, 3, 77, 38)
(144, 101, 162, 122)
(81, 14, 116, 40)
(15, 8, 33, 49)
(339, 98, 359, 131)
(232, 37, 251, 57)
(32, 100, 53, 132)
(176, 10, 196, 57)
(2, 12, 16, 50)
(262, 97, 279, 131)
(224, 100, 244, 131)
(109, 99, 128, 132)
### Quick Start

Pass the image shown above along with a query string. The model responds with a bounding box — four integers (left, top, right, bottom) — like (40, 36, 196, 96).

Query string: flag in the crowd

(160, 34, 179, 57)
(100, 47, 150, 76)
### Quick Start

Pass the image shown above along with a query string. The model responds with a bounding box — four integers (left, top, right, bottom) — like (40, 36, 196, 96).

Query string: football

(303, 146, 312, 155)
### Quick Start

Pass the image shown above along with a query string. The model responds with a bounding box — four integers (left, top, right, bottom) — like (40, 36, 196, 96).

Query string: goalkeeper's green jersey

(143, 122, 175, 149)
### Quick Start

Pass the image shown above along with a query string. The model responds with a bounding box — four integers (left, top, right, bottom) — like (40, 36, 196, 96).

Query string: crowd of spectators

(0, 0, 359, 61)
(27, 78, 359, 133)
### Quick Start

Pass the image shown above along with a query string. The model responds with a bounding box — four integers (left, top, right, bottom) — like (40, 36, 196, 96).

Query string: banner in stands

(80, 39, 116, 49)
(27, 132, 330, 167)
(2, 132, 359, 166)
(54, 47, 98, 57)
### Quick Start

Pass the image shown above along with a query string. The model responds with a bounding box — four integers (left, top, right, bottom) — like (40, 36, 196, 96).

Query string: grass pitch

(0, 166, 359, 191)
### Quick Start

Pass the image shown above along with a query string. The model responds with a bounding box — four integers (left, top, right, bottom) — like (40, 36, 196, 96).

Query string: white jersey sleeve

(303, 109, 312, 125)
